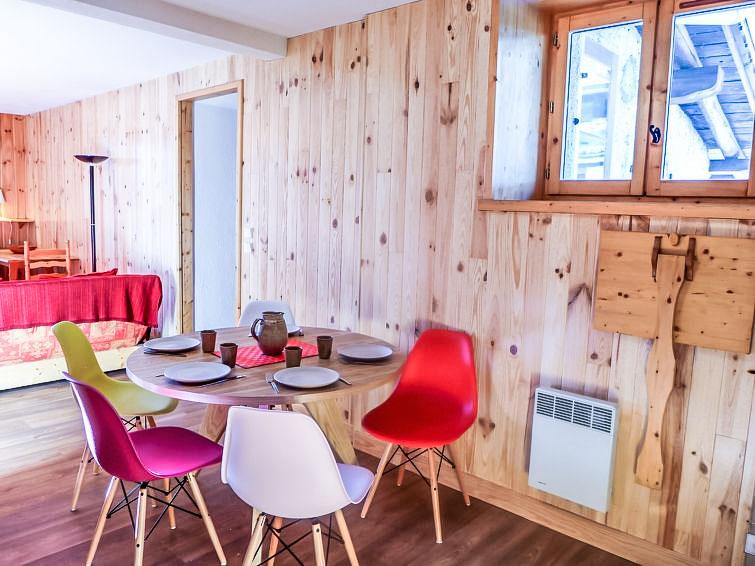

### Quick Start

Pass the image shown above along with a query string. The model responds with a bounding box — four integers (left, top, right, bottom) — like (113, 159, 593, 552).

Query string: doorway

(177, 81, 243, 332)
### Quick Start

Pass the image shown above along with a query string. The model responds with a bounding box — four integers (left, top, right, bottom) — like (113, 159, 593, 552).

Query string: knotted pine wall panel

(1, 0, 753, 563)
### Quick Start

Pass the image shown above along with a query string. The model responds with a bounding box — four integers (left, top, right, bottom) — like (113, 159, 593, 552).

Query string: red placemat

(212, 339, 318, 368)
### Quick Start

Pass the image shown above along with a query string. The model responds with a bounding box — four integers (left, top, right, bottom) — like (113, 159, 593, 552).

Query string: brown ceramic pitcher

(250, 311, 288, 355)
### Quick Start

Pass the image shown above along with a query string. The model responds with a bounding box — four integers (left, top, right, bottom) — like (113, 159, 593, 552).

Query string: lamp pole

(74, 155, 108, 271)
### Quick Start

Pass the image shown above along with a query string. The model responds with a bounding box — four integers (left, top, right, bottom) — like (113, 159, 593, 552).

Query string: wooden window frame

(544, 0, 755, 198)
(545, 1, 657, 196)
(646, 0, 755, 197)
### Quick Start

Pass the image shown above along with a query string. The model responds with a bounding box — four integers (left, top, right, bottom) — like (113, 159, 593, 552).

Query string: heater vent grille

(535, 392, 555, 416)
(592, 406, 614, 433)
(534, 389, 615, 435)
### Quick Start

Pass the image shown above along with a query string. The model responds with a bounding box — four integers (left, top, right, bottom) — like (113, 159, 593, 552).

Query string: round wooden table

(126, 326, 405, 465)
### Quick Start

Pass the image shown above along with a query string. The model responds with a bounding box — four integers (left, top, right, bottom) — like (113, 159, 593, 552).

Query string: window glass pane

(663, 4, 755, 180)
(561, 21, 643, 181)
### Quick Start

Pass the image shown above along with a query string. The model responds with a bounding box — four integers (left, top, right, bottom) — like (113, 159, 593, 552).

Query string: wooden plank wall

(0, 113, 33, 245)
(1, 0, 753, 563)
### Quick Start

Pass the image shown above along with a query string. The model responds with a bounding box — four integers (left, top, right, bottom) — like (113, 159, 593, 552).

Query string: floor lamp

(74, 155, 108, 271)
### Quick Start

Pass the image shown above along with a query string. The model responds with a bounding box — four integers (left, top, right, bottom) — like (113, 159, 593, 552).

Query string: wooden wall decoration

(1, 0, 755, 563)
(596, 230, 755, 491)
(595, 231, 755, 354)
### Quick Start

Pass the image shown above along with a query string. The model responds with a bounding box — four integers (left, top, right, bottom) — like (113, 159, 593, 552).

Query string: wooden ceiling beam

(26, 0, 287, 60)
(676, 22, 743, 158)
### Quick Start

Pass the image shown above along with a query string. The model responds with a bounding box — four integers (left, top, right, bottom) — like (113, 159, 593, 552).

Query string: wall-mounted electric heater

(528, 387, 618, 512)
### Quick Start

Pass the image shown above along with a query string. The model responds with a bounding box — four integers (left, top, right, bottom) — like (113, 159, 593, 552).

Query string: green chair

(52, 321, 179, 511)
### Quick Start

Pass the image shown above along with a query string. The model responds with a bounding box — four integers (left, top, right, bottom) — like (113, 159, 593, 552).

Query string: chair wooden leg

(71, 443, 90, 511)
(85, 476, 118, 566)
(187, 472, 227, 565)
(312, 522, 326, 566)
(396, 452, 407, 487)
(146, 416, 157, 428)
(242, 512, 267, 566)
(445, 443, 471, 506)
(134, 484, 148, 566)
(267, 516, 283, 566)
(335, 509, 359, 566)
(360, 443, 394, 518)
(164, 477, 176, 529)
(427, 448, 442, 543)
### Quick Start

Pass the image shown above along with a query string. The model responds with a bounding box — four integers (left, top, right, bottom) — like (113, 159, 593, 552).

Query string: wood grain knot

(478, 417, 495, 437)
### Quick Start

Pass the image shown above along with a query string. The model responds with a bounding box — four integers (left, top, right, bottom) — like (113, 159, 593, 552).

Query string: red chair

(360, 329, 477, 543)
(65, 373, 227, 566)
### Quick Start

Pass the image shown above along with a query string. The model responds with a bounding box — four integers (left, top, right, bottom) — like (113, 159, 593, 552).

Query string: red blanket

(0, 274, 162, 331)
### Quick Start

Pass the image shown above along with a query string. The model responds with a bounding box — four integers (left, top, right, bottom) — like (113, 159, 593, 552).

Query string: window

(562, 22, 643, 181)
(545, 0, 755, 198)
(546, 3, 656, 196)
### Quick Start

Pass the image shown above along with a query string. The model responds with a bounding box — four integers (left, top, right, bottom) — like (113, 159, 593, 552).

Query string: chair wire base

(253, 514, 344, 566)
(382, 445, 456, 486)
(106, 476, 201, 541)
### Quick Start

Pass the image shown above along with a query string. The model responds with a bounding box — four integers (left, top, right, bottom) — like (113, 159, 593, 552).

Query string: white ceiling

(0, 0, 229, 115)
(162, 0, 413, 39)
(0, 0, 414, 116)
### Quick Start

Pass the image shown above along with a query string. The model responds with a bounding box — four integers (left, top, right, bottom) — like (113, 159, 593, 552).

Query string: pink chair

(65, 373, 227, 566)
(221, 405, 374, 566)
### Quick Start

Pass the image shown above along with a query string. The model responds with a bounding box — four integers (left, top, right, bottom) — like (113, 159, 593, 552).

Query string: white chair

(238, 300, 301, 335)
(221, 406, 373, 566)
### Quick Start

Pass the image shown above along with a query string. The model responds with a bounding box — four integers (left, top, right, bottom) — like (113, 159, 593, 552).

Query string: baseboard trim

(352, 430, 702, 566)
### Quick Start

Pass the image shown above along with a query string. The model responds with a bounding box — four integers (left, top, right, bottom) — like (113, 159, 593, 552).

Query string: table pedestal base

(198, 399, 358, 466)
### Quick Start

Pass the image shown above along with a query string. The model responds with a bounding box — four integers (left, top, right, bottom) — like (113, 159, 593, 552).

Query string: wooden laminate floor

(0, 379, 634, 566)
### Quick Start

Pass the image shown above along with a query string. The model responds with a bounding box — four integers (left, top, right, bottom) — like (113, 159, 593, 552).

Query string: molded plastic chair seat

(239, 300, 299, 334)
(130, 427, 222, 479)
(65, 374, 226, 566)
(52, 320, 178, 511)
(336, 464, 374, 503)
(362, 388, 475, 448)
(222, 406, 373, 566)
(360, 329, 477, 544)
(95, 379, 177, 416)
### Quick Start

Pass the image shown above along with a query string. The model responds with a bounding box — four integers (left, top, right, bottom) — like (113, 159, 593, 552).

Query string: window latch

(649, 124, 662, 144)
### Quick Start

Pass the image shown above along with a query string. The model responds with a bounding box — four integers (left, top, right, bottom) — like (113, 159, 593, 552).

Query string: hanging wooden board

(594, 230, 755, 354)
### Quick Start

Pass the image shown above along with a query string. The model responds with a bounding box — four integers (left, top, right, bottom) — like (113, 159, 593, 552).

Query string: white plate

(337, 344, 393, 362)
(164, 362, 231, 385)
(274, 367, 340, 389)
(144, 336, 200, 353)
